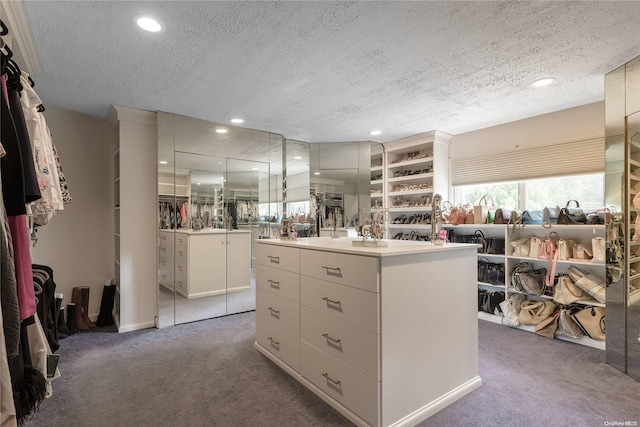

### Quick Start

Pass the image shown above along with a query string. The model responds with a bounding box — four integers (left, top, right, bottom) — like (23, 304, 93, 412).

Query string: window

(455, 173, 604, 211)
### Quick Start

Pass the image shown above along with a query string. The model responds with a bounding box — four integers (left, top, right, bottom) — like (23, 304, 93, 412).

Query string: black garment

(1, 83, 27, 216)
(32, 265, 59, 352)
(8, 88, 41, 204)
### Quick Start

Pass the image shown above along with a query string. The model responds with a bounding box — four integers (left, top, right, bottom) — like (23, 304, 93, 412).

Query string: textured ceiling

(19, 0, 640, 143)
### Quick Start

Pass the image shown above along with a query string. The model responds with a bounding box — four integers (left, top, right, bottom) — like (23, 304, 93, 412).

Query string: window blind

(451, 137, 604, 186)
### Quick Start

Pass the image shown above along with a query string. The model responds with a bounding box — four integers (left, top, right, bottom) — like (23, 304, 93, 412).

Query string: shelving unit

(370, 149, 384, 210)
(627, 136, 640, 306)
(113, 141, 121, 327)
(445, 223, 607, 350)
(382, 131, 451, 240)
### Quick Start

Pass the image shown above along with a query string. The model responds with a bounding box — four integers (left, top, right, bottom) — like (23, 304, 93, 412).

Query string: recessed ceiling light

(251, 167, 259, 171)
(136, 16, 164, 33)
(196, 182, 201, 186)
(369, 130, 382, 136)
(159, 160, 168, 164)
(215, 128, 228, 134)
(314, 172, 320, 176)
(530, 77, 556, 87)
(230, 118, 244, 124)
(293, 156, 302, 160)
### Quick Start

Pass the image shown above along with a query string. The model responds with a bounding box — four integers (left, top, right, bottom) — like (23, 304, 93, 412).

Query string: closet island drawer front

(300, 250, 379, 292)
(159, 232, 174, 250)
(257, 289, 300, 336)
(300, 342, 378, 427)
(301, 276, 379, 334)
(175, 234, 188, 246)
(257, 316, 300, 373)
(256, 264, 300, 303)
(256, 244, 300, 274)
(301, 306, 378, 380)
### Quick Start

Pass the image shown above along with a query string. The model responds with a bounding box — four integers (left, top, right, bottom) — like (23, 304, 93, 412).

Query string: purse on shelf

(481, 291, 505, 315)
(464, 204, 475, 224)
(511, 262, 547, 296)
(557, 238, 575, 261)
(542, 205, 561, 228)
(553, 275, 590, 305)
(499, 293, 526, 327)
(517, 300, 557, 326)
(477, 257, 490, 283)
(486, 262, 506, 286)
(535, 306, 561, 338)
(557, 200, 587, 225)
(568, 265, 606, 304)
(556, 308, 585, 339)
(571, 306, 605, 341)
(573, 243, 592, 260)
(511, 235, 531, 257)
(529, 236, 542, 258)
(494, 208, 511, 225)
(474, 194, 495, 225)
(522, 210, 543, 225)
(591, 237, 606, 263)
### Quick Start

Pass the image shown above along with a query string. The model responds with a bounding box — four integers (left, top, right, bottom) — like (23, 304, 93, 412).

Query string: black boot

(96, 284, 116, 327)
(54, 295, 66, 339)
(57, 306, 76, 337)
(66, 303, 79, 333)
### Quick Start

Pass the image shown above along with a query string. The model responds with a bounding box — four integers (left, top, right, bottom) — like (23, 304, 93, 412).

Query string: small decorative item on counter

(353, 209, 388, 247)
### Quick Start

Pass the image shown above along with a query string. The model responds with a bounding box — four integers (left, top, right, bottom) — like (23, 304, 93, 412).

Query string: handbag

(535, 306, 561, 338)
(542, 205, 560, 228)
(529, 236, 542, 258)
(464, 204, 475, 224)
(499, 293, 526, 327)
(517, 300, 557, 326)
(477, 257, 490, 283)
(522, 210, 543, 225)
(591, 237, 606, 263)
(455, 204, 467, 225)
(553, 275, 589, 305)
(510, 235, 531, 257)
(557, 200, 587, 225)
(474, 195, 495, 225)
(478, 289, 487, 312)
(511, 262, 547, 296)
(538, 232, 559, 260)
(486, 262, 506, 286)
(442, 201, 458, 224)
(556, 308, 585, 339)
(481, 291, 505, 315)
(573, 243, 593, 260)
(568, 265, 606, 304)
(556, 238, 575, 261)
(571, 306, 605, 340)
(471, 230, 487, 253)
(485, 236, 506, 255)
(494, 208, 511, 225)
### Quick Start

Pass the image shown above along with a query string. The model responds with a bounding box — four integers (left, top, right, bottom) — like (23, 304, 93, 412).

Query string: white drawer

(176, 234, 188, 246)
(257, 314, 300, 372)
(256, 244, 300, 273)
(301, 276, 379, 334)
(256, 264, 300, 303)
(159, 233, 174, 249)
(175, 263, 187, 282)
(300, 342, 378, 427)
(301, 306, 379, 380)
(158, 245, 171, 258)
(175, 277, 186, 292)
(256, 289, 300, 336)
(175, 246, 188, 265)
(300, 249, 379, 292)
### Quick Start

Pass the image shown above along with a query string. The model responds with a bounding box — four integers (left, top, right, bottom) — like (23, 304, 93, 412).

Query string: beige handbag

(557, 239, 575, 261)
(510, 236, 531, 257)
(568, 265, 606, 304)
(474, 195, 495, 224)
(591, 237, 606, 263)
(517, 300, 557, 326)
(553, 275, 589, 305)
(535, 306, 561, 338)
(571, 307, 605, 341)
(529, 236, 542, 258)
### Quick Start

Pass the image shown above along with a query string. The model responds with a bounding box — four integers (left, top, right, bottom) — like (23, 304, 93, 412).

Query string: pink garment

(8, 215, 35, 320)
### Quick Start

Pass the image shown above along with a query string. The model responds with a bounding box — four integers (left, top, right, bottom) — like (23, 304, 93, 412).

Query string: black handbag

(477, 257, 490, 283)
(557, 200, 587, 224)
(486, 262, 506, 286)
(481, 291, 505, 315)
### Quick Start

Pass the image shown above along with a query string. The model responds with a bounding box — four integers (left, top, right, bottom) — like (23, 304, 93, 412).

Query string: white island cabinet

(255, 237, 481, 427)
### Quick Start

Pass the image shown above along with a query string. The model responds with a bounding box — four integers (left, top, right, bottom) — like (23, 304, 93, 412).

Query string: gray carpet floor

(22, 315, 640, 427)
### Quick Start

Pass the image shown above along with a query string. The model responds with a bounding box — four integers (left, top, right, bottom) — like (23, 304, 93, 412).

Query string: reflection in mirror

(283, 139, 311, 236)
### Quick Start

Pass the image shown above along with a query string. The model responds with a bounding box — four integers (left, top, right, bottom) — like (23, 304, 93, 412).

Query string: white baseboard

(117, 320, 156, 333)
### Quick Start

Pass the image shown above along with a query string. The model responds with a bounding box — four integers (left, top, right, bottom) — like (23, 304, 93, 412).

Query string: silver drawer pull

(267, 307, 280, 315)
(267, 336, 279, 346)
(322, 333, 341, 344)
(268, 255, 280, 263)
(322, 265, 341, 273)
(321, 296, 341, 306)
(268, 279, 280, 289)
(322, 372, 341, 385)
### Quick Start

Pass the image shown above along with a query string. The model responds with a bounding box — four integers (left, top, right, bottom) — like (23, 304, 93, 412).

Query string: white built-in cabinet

(109, 105, 158, 332)
(376, 131, 451, 240)
(445, 223, 606, 349)
(159, 230, 251, 298)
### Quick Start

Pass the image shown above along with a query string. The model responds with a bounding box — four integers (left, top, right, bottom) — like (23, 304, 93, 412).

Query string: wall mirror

(157, 113, 285, 327)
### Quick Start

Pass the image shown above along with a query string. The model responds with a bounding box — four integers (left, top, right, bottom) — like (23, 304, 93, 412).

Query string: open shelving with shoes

(382, 131, 451, 240)
(444, 223, 607, 349)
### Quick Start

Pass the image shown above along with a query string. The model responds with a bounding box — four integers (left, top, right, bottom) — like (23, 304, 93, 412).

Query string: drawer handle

(267, 307, 280, 316)
(268, 255, 280, 263)
(322, 333, 341, 345)
(321, 296, 341, 307)
(267, 336, 279, 346)
(178, 251, 183, 256)
(268, 279, 280, 289)
(322, 265, 342, 276)
(322, 372, 341, 386)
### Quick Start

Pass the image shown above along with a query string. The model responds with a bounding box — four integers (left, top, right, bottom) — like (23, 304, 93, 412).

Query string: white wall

(31, 104, 114, 320)
(450, 102, 605, 159)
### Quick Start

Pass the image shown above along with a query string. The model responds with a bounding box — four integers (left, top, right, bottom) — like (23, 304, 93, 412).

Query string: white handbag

(557, 239, 574, 261)
(591, 237, 606, 263)
(510, 236, 530, 257)
(529, 236, 542, 258)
